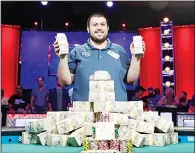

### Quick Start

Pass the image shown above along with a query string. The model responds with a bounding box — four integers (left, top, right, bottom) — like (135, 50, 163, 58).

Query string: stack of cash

(25, 118, 53, 133)
(47, 134, 68, 146)
(68, 127, 85, 147)
(73, 101, 93, 112)
(89, 71, 115, 103)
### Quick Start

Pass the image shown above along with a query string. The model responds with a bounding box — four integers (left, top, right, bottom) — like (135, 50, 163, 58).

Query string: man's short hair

(17, 85, 23, 90)
(87, 13, 109, 28)
(37, 76, 44, 81)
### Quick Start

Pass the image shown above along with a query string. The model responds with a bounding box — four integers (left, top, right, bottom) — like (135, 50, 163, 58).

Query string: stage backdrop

(138, 25, 194, 98)
(20, 30, 139, 90)
(1, 25, 20, 98)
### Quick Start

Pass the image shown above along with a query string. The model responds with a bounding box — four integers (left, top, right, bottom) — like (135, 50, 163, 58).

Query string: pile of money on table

(22, 71, 178, 153)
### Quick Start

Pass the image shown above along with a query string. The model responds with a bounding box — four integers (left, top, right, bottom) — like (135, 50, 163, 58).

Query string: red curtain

(174, 25, 194, 98)
(139, 25, 195, 98)
(138, 27, 162, 95)
(1, 25, 20, 98)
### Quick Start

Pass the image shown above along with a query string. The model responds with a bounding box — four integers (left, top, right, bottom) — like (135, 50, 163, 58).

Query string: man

(8, 85, 30, 113)
(151, 88, 163, 107)
(142, 87, 155, 102)
(54, 13, 145, 101)
(48, 77, 70, 111)
(132, 86, 146, 101)
(31, 77, 49, 113)
(179, 91, 188, 107)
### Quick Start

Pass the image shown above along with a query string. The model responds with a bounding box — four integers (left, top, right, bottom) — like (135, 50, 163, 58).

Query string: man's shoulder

(10, 94, 17, 98)
(111, 43, 126, 52)
(70, 44, 87, 52)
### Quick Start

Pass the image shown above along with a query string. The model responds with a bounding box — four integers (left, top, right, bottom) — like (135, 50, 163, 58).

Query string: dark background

(1, 1, 195, 31)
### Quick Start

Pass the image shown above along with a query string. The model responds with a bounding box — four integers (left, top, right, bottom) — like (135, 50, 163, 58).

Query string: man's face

(16, 85, 23, 95)
(87, 16, 109, 44)
(37, 78, 44, 88)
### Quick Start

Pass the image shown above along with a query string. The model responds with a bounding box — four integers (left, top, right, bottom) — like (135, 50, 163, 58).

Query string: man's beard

(89, 31, 107, 44)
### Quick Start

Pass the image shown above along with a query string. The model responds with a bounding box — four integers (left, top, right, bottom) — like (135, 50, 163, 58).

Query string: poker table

(2, 127, 194, 153)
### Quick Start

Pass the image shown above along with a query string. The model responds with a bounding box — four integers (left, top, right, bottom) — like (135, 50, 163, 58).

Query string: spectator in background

(132, 86, 146, 101)
(48, 77, 70, 111)
(8, 85, 30, 113)
(189, 94, 195, 113)
(1, 88, 9, 126)
(132, 86, 147, 111)
(1, 88, 8, 106)
(152, 88, 163, 107)
(31, 77, 49, 113)
(157, 87, 180, 106)
(179, 91, 188, 108)
(142, 86, 155, 102)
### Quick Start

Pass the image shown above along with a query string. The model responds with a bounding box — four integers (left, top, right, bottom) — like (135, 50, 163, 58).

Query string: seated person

(132, 86, 146, 101)
(132, 86, 147, 110)
(189, 94, 195, 113)
(142, 86, 155, 102)
(157, 87, 180, 106)
(8, 85, 30, 113)
(152, 88, 163, 107)
(179, 91, 189, 108)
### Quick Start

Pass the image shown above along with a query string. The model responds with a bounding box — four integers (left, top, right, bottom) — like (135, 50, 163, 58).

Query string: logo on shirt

(81, 51, 91, 57)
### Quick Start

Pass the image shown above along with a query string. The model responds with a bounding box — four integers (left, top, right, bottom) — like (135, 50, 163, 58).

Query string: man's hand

(53, 40, 69, 58)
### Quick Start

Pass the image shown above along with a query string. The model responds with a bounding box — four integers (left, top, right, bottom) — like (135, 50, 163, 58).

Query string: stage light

(163, 17, 169, 23)
(165, 81, 171, 87)
(163, 29, 170, 35)
(164, 55, 170, 61)
(34, 21, 38, 26)
(164, 42, 169, 48)
(107, 1, 113, 7)
(65, 22, 69, 27)
(41, 1, 48, 5)
(165, 67, 171, 73)
(122, 23, 126, 28)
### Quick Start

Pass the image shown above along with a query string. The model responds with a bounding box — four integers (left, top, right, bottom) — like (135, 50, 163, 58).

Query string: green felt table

(2, 143, 194, 153)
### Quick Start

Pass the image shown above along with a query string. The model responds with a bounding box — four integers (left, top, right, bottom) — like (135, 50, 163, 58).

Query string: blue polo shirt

(68, 38, 130, 101)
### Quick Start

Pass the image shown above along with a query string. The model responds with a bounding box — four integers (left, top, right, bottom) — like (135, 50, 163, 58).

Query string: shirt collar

(85, 38, 113, 50)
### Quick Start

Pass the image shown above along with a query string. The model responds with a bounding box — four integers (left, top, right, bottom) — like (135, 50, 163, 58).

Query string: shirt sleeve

(68, 48, 77, 74)
(31, 89, 35, 97)
(119, 49, 131, 70)
(8, 95, 14, 105)
(119, 47, 131, 83)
